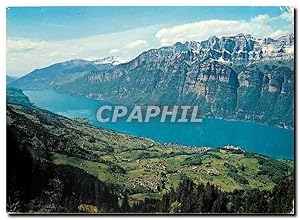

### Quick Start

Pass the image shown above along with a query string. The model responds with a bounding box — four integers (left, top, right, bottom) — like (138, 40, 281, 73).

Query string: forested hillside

(7, 88, 294, 213)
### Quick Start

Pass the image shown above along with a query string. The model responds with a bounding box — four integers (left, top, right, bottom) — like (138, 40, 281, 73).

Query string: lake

(24, 89, 294, 160)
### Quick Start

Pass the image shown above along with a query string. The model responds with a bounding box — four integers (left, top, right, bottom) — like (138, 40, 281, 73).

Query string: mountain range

(9, 33, 294, 128)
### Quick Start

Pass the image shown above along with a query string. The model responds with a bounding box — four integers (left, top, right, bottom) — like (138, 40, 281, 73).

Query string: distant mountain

(9, 56, 127, 89)
(6, 75, 18, 84)
(10, 33, 294, 128)
(10, 59, 97, 89)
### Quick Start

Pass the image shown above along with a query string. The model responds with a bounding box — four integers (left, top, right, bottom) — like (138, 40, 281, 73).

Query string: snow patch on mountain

(92, 56, 128, 66)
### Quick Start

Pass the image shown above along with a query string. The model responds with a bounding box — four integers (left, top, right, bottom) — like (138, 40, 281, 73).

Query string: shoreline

(23, 88, 294, 131)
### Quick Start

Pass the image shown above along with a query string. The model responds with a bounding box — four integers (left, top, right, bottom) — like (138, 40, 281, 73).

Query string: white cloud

(125, 40, 148, 49)
(7, 38, 47, 52)
(109, 49, 119, 54)
(251, 14, 270, 24)
(7, 10, 294, 77)
(155, 13, 293, 46)
(7, 26, 159, 76)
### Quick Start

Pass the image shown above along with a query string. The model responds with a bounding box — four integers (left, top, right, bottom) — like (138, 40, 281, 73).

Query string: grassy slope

(7, 88, 294, 204)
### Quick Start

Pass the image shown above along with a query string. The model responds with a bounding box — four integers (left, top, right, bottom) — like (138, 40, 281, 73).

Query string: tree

(121, 193, 130, 212)
(212, 193, 227, 213)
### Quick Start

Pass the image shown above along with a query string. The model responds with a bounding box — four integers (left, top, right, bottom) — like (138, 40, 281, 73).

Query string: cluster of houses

(164, 144, 210, 153)
(223, 145, 244, 152)
(130, 176, 164, 191)
(141, 160, 166, 172)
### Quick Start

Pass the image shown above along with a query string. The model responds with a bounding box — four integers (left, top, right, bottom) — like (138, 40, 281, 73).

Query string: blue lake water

(24, 89, 294, 160)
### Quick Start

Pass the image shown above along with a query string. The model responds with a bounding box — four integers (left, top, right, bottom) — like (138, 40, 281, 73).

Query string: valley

(6, 32, 295, 214)
(6, 88, 294, 213)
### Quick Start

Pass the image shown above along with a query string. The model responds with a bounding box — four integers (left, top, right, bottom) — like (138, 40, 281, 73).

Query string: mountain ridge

(9, 33, 294, 128)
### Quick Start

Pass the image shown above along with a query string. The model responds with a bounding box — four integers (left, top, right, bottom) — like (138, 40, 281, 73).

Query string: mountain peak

(61, 59, 92, 66)
(92, 56, 128, 66)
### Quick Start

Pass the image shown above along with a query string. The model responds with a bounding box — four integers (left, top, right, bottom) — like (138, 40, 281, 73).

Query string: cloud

(155, 13, 294, 46)
(7, 38, 47, 52)
(7, 26, 159, 76)
(7, 10, 294, 76)
(125, 40, 148, 49)
(251, 14, 270, 24)
(109, 49, 119, 54)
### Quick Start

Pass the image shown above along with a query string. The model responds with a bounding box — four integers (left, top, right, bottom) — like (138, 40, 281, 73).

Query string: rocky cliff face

(10, 34, 294, 128)
(199, 33, 294, 62)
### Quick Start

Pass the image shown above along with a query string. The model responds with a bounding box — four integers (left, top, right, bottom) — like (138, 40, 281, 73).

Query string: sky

(7, 6, 294, 76)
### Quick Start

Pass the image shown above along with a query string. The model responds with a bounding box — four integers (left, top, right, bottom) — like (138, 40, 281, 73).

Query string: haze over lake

(24, 89, 294, 159)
